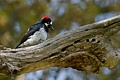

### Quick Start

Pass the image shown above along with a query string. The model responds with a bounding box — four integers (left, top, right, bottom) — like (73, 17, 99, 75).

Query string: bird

(15, 16, 54, 48)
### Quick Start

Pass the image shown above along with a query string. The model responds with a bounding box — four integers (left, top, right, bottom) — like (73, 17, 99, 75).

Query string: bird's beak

(50, 26, 54, 31)
(45, 22, 54, 31)
(50, 22, 54, 31)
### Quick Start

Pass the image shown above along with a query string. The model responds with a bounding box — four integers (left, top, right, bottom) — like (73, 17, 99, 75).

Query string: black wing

(15, 23, 42, 48)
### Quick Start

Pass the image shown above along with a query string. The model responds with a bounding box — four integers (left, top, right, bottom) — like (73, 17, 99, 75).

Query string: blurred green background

(0, 0, 120, 80)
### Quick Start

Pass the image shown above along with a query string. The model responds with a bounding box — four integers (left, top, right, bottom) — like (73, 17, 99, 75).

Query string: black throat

(44, 25, 49, 33)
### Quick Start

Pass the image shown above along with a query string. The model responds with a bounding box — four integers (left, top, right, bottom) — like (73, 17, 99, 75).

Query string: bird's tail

(15, 44, 21, 49)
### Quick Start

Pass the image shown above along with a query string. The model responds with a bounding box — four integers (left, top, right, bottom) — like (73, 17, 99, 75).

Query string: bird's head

(41, 16, 54, 31)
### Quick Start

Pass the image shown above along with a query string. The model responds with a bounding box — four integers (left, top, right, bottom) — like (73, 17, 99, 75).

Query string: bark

(0, 15, 120, 77)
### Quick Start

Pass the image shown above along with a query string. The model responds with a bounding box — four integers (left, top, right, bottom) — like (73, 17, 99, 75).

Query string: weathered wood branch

(0, 15, 120, 77)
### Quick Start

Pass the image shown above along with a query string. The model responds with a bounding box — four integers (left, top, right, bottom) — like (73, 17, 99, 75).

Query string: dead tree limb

(0, 15, 120, 77)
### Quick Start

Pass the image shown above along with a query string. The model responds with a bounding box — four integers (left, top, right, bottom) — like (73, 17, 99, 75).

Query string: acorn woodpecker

(15, 16, 54, 48)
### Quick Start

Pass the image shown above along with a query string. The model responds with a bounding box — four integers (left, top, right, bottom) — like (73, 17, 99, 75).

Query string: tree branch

(0, 15, 120, 77)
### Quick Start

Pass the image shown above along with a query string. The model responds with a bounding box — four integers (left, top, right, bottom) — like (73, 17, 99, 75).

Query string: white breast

(21, 27, 48, 47)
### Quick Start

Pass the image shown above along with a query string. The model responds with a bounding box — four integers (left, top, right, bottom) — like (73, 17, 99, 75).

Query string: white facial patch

(50, 22, 52, 25)
(45, 23, 49, 27)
